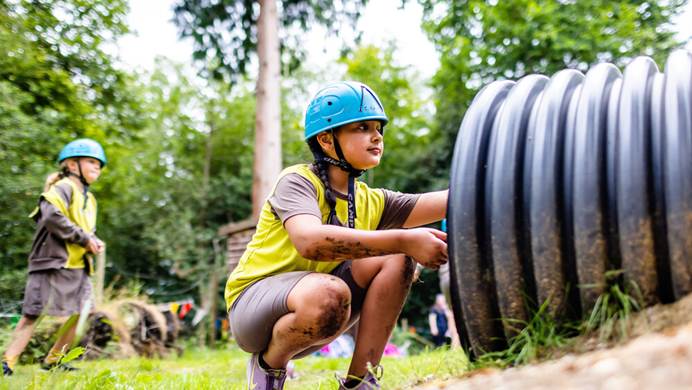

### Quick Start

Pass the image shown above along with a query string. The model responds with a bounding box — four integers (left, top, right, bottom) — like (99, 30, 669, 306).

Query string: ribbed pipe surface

(448, 50, 692, 356)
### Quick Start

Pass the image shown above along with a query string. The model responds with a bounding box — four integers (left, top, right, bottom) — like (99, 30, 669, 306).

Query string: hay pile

(78, 299, 182, 359)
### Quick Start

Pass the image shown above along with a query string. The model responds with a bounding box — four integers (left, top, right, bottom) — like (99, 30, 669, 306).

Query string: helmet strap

(330, 130, 365, 177)
(346, 175, 356, 228)
(75, 159, 90, 209)
(328, 131, 362, 228)
(309, 132, 366, 229)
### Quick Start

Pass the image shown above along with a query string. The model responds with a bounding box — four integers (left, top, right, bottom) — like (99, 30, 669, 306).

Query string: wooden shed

(217, 218, 257, 273)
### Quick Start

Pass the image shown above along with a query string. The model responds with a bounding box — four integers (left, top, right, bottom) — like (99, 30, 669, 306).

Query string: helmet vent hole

(327, 101, 332, 105)
(327, 119, 332, 122)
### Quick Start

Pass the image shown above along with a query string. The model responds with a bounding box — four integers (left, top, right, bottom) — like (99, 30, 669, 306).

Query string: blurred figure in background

(2, 139, 106, 376)
(416, 219, 461, 348)
(428, 294, 451, 347)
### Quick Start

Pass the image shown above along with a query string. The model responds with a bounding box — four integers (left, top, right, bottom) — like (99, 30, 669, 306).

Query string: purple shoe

(247, 353, 287, 390)
(337, 365, 383, 389)
(2, 361, 13, 377)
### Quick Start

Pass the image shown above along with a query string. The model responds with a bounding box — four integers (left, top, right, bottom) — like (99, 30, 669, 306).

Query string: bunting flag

(179, 302, 193, 319)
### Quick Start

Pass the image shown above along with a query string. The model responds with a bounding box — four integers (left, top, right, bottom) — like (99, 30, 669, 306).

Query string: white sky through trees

(116, 0, 692, 79)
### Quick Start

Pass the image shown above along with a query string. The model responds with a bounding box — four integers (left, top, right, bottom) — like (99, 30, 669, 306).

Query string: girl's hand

(94, 237, 105, 252)
(86, 238, 104, 254)
(402, 228, 448, 270)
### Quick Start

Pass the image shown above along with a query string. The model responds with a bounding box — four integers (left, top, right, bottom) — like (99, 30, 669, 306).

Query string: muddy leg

(348, 254, 415, 377)
(262, 273, 352, 368)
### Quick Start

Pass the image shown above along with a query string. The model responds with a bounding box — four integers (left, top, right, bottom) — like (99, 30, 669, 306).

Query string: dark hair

(308, 137, 337, 215)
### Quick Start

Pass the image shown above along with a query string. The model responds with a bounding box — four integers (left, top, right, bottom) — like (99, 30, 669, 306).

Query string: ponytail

(43, 162, 70, 192)
(307, 134, 361, 228)
(43, 172, 61, 192)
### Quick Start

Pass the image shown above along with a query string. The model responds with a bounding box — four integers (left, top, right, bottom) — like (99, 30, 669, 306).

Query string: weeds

(472, 272, 642, 370)
(473, 298, 573, 369)
(582, 270, 641, 342)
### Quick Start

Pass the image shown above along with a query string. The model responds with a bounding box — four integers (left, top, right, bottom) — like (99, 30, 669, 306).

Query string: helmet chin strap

(319, 131, 365, 229)
(66, 159, 90, 209)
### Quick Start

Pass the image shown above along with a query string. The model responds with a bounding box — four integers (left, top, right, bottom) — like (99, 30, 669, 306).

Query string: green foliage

(0, 0, 142, 139)
(55, 346, 85, 366)
(97, 61, 254, 298)
(401, 268, 441, 333)
(173, 0, 369, 83)
(419, 0, 688, 178)
(0, 269, 27, 312)
(390, 325, 434, 355)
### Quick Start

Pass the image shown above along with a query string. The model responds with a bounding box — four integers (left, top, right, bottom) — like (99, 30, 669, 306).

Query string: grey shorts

(22, 268, 92, 317)
(229, 261, 366, 356)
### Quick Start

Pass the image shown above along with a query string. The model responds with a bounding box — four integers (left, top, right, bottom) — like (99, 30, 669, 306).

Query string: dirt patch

(417, 293, 692, 389)
(554, 291, 692, 356)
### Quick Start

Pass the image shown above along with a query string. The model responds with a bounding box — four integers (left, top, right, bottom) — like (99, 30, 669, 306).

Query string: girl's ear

(316, 132, 333, 151)
(64, 158, 79, 173)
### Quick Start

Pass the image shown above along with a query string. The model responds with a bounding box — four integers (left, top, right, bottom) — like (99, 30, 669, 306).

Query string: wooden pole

(94, 246, 106, 305)
(252, 0, 282, 219)
(207, 259, 219, 345)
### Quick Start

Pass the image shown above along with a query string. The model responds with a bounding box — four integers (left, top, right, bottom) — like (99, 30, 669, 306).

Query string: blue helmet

(304, 81, 388, 140)
(58, 138, 107, 167)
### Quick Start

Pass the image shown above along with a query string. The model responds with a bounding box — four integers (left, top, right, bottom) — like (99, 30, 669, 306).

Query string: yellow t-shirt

(39, 177, 97, 272)
(224, 164, 389, 310)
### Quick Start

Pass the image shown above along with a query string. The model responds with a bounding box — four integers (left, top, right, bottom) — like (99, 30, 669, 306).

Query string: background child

(225, 81, 449, 389)
(429, 294, 452, 347)
(2, 139, 106, 376)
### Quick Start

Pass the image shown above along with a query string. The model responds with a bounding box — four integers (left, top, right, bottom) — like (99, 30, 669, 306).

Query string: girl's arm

(40, 201, 102, 254)
(41, 200, 91, 246)
(429, 312, 439, 336)
(284, 214, 448, 269)
(403, 189, 448, 228)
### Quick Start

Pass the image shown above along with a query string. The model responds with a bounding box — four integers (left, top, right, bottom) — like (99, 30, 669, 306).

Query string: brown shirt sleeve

(268, 173, 322, 224)
(377, 189, 420, 230)
(40, 182, 92, 246)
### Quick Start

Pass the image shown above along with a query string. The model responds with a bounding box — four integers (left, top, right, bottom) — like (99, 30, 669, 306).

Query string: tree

(418, 0, 688, 176)
(173, 0, 368, 218)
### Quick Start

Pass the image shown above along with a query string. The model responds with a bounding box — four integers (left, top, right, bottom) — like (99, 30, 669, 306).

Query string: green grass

(472, 298, 573, 369)
(0, 346, 469, 389)
(469, 272, 643, 370)
(581, 271, 641, 342)
(1, 271, 643, 389)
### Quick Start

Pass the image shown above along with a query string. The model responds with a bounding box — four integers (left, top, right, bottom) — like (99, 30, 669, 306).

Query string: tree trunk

(252, 0, 282, 219)
(199, 116, 215, 347)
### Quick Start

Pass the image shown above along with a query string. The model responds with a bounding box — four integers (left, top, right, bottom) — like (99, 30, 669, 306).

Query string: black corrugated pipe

(448, 50, 692, 357)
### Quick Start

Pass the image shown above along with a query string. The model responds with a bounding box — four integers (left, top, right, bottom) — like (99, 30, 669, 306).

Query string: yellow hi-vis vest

(31, 177, 97, 273)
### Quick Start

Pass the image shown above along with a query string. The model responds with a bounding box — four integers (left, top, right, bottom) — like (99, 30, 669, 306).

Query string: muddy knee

(308, 278, 351, 339)
(395, 254, 416, 286)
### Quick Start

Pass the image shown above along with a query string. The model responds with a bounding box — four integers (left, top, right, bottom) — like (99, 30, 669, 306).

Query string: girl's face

(331, 120, 384, 170)
(66, 157, 102, 184)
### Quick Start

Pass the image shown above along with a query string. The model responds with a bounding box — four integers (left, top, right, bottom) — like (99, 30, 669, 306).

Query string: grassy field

(0, 346, 469, 390)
